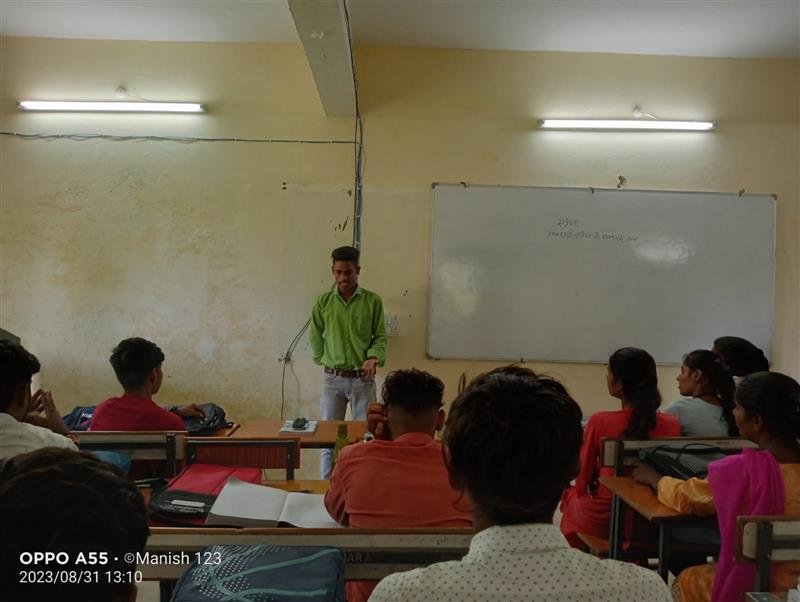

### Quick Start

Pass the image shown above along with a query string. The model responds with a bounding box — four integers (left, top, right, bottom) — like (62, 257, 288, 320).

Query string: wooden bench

(601, 436, 755, 566)
(74, 430, 186, 476)
(142, 526, 474, 601)
(577, 532, 610, 557)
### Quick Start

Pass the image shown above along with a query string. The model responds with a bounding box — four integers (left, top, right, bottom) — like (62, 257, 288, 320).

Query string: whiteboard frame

(426, 182, 777, 365)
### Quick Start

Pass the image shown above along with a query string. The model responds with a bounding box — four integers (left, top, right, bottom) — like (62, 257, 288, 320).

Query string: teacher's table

(600, 475, 718, 581)
(232, 419, 367, 448)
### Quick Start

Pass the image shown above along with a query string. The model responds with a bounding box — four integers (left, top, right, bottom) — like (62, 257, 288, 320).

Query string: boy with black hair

(91, 337, 204, 431)
(310, 245, 387, 478)
(370, 368, 671, 602)
(0, 448, 149, 602)
(0, 339, 76, 459)
(325, 368, 471, 602)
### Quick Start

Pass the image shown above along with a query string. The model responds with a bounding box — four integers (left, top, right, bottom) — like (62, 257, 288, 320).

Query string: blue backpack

(171, 544, 345, 602)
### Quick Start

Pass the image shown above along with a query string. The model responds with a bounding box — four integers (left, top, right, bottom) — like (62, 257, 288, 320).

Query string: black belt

(324, 367, 361, 378)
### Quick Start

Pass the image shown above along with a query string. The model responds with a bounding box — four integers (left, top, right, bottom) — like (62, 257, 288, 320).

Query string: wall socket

(384, 313, 401, 337)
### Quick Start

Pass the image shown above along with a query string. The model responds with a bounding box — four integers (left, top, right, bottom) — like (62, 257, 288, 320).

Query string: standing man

(310, 245, 387, 479)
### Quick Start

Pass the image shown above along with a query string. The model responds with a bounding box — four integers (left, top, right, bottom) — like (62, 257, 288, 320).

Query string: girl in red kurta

(560, 347, 681, 548)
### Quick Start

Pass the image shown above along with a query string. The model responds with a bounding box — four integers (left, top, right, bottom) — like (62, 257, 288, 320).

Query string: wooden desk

(600, 475, 717, 581)
(266, 479, 330, 494)
(210, 423, 239, 437)
(232, 419, 367, 448)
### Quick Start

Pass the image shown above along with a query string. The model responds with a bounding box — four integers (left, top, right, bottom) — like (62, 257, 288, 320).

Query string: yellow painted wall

(1, 38, 798, 435)
(355, 46, 800, 416)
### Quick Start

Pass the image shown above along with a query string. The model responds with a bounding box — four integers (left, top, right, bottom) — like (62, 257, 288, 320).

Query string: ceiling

(1, 0, 798, 59)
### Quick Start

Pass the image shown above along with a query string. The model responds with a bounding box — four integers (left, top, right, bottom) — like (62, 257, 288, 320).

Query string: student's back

(370, 522, 670, 602)
(91, 337, 202, 431)
(325, 369, 471, 602)
(560, 348, 680, 547)
(578, 408, 680, 503)
(91, 393, 184, 431)
(370, 367, 671, 602)
(661, 398, 728, 436)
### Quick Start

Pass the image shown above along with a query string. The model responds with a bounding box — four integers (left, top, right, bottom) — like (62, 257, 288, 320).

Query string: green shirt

(310, 286, 387, 370)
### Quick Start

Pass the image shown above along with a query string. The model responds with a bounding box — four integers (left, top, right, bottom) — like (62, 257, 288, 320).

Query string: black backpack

(182, 403, 232, 436)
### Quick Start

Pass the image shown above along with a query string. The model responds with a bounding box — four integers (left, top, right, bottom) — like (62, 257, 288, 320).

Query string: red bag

(148, 463, 261, 526)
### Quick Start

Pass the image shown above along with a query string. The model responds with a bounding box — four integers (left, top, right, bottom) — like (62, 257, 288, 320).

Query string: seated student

(0, 448, 149, 602)
(0, 339, 77, 459)
(662, 350, 737, 437)
(325, 368, 472, 602)
(560, 347, 680, 548)
(91, 337, 204, 431)
(712, 336, 769, 382)
(368, 367, 671, 601)
(633, 371, 800, 602)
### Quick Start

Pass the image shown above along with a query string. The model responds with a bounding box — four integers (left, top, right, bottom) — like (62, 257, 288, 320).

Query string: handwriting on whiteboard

(546, 230, 639, 243)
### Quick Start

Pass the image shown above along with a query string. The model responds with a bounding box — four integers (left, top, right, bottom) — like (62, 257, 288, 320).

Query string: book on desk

(205, 478, 338, 528)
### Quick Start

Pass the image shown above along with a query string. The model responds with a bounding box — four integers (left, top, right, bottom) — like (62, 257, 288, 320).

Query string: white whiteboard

(428, 184, 775, 364)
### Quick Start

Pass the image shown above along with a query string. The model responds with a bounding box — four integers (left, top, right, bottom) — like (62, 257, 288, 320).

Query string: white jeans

(319, 371, 375, 479)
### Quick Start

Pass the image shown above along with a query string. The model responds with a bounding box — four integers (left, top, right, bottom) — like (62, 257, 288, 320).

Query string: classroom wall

(1, 38, 798, 432)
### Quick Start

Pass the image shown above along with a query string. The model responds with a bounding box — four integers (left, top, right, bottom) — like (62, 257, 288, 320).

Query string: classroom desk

(232, 419, 367, 448)
(601, 475, 718, 581)
(210, 424, 239, 437)
(71, 424, 238, 438)
(140, 479, 329, 504)
(266, 479, 330, 494)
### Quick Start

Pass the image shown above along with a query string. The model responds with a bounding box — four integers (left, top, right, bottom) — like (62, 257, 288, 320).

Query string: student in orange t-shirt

(325, 369, 472, 602)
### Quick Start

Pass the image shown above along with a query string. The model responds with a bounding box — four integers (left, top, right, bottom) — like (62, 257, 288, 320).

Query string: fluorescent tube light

(540, 119, 714, 131)
(19, 101, 205, 113)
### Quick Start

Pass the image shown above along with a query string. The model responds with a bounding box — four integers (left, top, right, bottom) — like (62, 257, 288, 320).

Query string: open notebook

(205, 478, 339, 528)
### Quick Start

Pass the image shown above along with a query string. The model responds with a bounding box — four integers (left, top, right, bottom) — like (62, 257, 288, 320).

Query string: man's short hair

(0, 448, 149, 602)
(0, 340, 41, 412)
(381, 369, 444, 413)
(110, 337, 165, 391)
(443, 368, 583, 525)
(331, 246, 360, 265)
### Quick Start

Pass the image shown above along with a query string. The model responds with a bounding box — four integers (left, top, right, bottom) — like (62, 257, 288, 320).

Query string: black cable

(280, 1, 365, 417)
(342, 0, 363, 248)
(279, 318, 311, 420)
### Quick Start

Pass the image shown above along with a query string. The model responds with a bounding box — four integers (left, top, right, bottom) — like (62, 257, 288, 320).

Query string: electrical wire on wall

(279, 0, 364, 420)
(344, 0, 364, 251)
(2, 1, 367, 422)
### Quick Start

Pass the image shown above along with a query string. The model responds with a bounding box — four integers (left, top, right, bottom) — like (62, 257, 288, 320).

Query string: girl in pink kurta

(633, 371, 800, 602)
(560, 347, 681, 548)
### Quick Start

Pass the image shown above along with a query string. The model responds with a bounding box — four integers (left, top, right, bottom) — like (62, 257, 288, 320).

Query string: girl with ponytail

(560, 347, 680, 549)
(664, 350, 737, 436)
